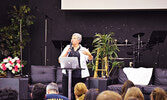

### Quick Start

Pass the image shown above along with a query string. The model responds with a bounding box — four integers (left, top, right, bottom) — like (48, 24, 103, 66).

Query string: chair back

(31, 65, 56, 84)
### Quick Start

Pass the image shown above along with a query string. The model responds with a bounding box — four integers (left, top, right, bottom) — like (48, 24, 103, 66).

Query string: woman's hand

(81, 49, 93, 60)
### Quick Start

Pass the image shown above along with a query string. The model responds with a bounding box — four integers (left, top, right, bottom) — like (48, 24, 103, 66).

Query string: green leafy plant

(90, 32, 123, 78)
(0, 5, 35, 59)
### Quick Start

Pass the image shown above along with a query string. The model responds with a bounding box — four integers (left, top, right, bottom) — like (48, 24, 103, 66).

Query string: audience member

(84, 88, 99, 100)
(150, 87, 167, 100)
(0, 88, 18, 100)
(31, 83, 46, 100)
(96, 90, 122, 100)
(121, 80, 135, 99)
(124, 87, 144, 100)
(74, 82, 88, 100)
(45, 82, 68, 100)
(127, 97, 139, 100)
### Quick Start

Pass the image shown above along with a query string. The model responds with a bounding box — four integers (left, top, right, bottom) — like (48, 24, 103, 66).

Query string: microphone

(69, 42, 72, 50)
(68, 42, 72, 56)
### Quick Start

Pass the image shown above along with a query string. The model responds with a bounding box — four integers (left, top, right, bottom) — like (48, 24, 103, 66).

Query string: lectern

(62, 68, 83, 100)
(60, 57, 83, 100)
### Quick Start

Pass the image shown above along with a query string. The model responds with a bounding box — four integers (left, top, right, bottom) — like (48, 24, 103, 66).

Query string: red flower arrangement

(0, 56, 24, 74)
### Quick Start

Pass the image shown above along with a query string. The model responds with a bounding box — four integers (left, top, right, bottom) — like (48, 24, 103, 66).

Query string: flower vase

(6, 71, 13, 78)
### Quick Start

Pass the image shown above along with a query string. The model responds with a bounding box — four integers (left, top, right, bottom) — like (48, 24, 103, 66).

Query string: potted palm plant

(91, 32, 123, 78)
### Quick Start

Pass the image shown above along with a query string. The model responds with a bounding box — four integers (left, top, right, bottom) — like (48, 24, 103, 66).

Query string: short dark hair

(84, 88, 99, 100)
(0, 88, 18, 100)
(31, 83, 46, 100)
(121, 80, 135, 99)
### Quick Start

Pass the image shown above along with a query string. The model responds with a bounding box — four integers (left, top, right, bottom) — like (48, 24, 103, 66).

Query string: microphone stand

(44, 15, 47, 66)
(35, 7, 53, 66)
(44, 15, 53, 66)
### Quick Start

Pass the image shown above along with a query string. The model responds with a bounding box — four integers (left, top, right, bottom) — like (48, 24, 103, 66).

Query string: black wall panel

(1, 0, 167, 74)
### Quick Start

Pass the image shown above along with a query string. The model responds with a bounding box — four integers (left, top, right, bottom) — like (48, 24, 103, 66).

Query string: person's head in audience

(121, 80, 135, 99)
(31, 83, 46, 100)
(84, 88, 99, 100)
(127, 97, 139, 100)
(124, 87, 144, 100)
(45, 82, 68, 100)
(46, 82, 59, 94)
(96, 90, 122, 100)
(150, 87, 167, 100)
(0, 88, 18, 100)
(74, 82, 88, 100)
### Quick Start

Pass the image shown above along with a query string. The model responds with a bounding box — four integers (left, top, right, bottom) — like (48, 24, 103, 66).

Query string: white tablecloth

(123, 67, 153, 85)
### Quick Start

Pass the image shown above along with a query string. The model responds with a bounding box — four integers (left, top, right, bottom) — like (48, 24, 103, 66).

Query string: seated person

(150, 87, 167, 100)
(45, 82, 68, 100)
(96, 90, 122, 100)
(74, 82, 88, 100)
(126, 97, 139, 100)
(121, 80, 135, 99)
(31, 83, 46, 100)
(84, 88, 99, 100)
(0, 88, 18, 100)
(124, 87, 144, 100)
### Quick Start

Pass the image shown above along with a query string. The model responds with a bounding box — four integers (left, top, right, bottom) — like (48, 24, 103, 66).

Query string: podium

(60, 68, 84, 100)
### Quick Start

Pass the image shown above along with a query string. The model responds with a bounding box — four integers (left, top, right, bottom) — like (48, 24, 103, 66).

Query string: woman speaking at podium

(59, 33, 93, 99)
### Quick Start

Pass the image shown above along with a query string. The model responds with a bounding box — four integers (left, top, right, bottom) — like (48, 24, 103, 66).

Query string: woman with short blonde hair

(124, 87, 144, 100)
(74, 82, 88, 100)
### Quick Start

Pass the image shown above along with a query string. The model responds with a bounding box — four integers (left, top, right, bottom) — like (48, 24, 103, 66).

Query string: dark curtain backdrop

(0, 0, 167, 75)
